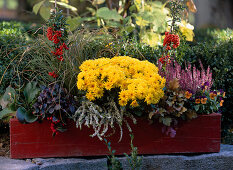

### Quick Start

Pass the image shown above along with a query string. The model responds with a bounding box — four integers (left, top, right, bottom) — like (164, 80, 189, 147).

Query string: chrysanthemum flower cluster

(77, 56, 166, 107)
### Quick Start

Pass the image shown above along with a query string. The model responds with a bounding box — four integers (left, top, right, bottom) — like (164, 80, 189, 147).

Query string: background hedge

(0, 21, 40, 95)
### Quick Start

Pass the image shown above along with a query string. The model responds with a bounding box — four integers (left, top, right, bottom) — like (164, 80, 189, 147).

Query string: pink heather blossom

(158, 60, 212, 93)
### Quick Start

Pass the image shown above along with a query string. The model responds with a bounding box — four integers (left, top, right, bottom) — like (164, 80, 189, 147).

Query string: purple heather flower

(158, 60, 213, 93)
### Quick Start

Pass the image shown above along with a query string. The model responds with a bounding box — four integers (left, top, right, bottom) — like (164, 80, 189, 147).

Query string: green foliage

(23, 82, 41, 104)
(104, 139, 123, 170)
(124, 134, 142, 170)
(16, 106, 38, 124)
(25, 30, 105, 93)
(0, 82, 40, 123)
(167, 0, 185, 33)
(105, 134, 142, 170)
(32, 0, 78, 21)
(50, 0, 77, 13)
(96, 7, 123, 21)
(33, 0, 171, 47)
(96, 39, 163, 62)
(33, 0, 51, 21)
(0, 21, 40, 95)
(194, 28, 233, 43)
(33, 0, 46, 14)
(0, 86, 17, 120)
(131, 1, 169, 47)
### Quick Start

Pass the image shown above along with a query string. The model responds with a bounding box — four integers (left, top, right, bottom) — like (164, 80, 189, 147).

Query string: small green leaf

(23, 82, 40, 104)
(16, 107, 27, 123)
(16, 107, 38, 123)
(67, 17, 82, 31)
(50, 1, 78, 13)
(125, 26, 135, 33)
(166, 101, 173, 107)
(56, 127, 67, 133)
(25, 111, 38, 123)
(39, 6, 51, 21)
(0, 108, 15, 119)
(0, 86, 16, 109)
(162, 117, 172, 126)
(33, 0, 45, 14)
(194, 105, 200, 112)
(96, 7, 123, 21)
(133, 110, 143, 116)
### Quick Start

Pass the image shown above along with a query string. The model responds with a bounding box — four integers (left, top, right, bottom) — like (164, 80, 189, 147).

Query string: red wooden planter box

(10, 113, 221, 159)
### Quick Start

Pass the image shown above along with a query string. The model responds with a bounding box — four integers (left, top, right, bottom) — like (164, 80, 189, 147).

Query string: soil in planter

(0, 122, 10, 157)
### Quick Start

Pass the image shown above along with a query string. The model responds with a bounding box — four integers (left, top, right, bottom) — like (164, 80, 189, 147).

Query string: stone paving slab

(1, 144, 233, 170)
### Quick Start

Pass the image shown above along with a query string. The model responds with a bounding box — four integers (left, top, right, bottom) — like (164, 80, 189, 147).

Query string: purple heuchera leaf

(162, 126, 177, 138)
(168, 127, 176, 138)
(159, 60, 213, 93)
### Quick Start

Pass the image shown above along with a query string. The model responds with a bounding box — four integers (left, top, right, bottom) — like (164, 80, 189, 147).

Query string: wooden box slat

(10, 113, 221, 159)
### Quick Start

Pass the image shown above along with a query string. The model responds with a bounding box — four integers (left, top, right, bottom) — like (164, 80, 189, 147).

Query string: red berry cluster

(46, 25, 69, 78)
(48, 71, 58, 78)
(51, 43, 69, 61)
(47, 27, 63, 44)
(159, 55, 171, 65)
(47, 27, 53, 41)
(163, 32, 180, 49)
(47, 116, 65, 135)
(47, 27, 69, 60)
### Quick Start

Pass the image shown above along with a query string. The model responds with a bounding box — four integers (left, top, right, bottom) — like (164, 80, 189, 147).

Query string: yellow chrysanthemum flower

(131, 100, 139, 107)
(77, 56, 165, 107)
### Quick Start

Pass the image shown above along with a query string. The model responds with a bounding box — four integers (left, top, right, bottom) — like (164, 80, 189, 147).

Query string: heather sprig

(159, 60, 212, 93)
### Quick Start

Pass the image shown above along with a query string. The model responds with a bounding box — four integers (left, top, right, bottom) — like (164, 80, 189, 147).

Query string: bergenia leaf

(25, 111, 38, 123)
(16, 107, 27, 123)
(0, 86, 16, 109)
(23, 82, 40, 104)
(0, 108, 15, 119)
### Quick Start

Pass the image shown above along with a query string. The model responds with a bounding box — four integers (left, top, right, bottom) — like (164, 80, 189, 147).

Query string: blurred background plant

(30, 0, 195, 47)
